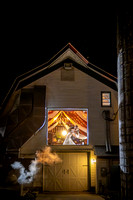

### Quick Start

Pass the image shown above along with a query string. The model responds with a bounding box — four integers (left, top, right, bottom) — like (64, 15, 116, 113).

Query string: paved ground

(36, 192, 105, 200)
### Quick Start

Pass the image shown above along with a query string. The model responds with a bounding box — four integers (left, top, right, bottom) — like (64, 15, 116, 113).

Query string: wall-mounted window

(47, 109, 88, 145)
(101, 92, 111, 107)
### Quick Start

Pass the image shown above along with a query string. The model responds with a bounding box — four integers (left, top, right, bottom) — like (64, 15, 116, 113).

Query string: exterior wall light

(91, 158, 96, 164)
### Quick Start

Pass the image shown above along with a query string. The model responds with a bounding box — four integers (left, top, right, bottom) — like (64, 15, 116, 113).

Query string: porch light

(91, 158, 96, 164)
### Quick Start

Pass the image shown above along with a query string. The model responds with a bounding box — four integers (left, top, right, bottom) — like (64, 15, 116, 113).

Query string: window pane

(48, 110, 88, 145)
(102, 92, 111, 106)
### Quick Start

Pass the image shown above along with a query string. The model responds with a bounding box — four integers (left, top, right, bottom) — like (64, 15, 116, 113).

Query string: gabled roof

(0, 43, 117, 111)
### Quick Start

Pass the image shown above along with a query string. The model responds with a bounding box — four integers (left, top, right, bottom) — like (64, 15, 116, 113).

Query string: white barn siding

(90, 151, 97, 187)
(20, 66, 118, 154)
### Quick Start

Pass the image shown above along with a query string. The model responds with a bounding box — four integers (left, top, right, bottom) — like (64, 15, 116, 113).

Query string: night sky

(0, 3, 118, 104)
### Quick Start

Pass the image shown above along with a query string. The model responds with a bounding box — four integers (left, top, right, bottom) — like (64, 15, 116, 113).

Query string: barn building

(0, 43, 119, 194)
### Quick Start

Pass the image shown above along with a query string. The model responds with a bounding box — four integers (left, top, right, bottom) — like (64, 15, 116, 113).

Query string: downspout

(103, 110, 112, 152)
(102, 109, 118, 153)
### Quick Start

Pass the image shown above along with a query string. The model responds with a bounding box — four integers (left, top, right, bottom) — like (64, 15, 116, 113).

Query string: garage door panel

(44, 152, 88, 191)
(70, 167, 78, 177)
(55, 165, 63, 177)
(78, 166, 88, 177)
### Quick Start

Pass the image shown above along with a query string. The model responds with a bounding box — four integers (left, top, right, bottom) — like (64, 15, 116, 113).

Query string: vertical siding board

(23, 66, 118, 148)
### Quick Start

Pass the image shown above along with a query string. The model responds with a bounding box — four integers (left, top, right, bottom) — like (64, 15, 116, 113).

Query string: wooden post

(20, 184, 23, 196)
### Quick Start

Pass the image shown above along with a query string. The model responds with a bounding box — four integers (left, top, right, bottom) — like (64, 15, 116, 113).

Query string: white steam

(11, 160, 38, 184)
(11, 147, 62, 184)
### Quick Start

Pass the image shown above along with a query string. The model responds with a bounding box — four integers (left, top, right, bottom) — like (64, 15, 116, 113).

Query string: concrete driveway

(36, 192, 104, 200)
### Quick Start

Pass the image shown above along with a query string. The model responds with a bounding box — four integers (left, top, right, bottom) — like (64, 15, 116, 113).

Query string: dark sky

(0, 3, 118, 103)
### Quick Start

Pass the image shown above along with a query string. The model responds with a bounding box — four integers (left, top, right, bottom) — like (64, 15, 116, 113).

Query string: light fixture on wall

(91, 158, 96, 164)
(64, 63, 72, 70)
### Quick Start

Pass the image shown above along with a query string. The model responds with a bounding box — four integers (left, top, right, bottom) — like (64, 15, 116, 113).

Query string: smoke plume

(11, 146, 62, 184)
(36, 146, 62, 164)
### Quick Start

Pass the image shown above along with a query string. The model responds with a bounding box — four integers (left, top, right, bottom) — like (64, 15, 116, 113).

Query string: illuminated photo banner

(48, 110, 88, 145)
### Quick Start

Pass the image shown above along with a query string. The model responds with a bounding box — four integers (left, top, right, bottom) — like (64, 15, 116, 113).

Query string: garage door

(43, 152, 88, 191)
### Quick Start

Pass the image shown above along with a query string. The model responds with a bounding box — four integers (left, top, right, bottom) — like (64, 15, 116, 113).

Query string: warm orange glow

(36, 147, 62, 164)
(91, 158, 96, 164)
(48, 110, 88, 145)
(62, 130, 67, 136)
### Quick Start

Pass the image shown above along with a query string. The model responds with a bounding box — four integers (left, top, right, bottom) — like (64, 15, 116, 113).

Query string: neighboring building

(0, 43, 119, 194)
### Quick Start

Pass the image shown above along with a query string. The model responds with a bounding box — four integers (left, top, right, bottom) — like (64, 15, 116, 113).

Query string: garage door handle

(62, 169, 69, 174)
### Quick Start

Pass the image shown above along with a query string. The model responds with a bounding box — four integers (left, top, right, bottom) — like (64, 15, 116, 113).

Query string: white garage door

(43, 152, 88, 191)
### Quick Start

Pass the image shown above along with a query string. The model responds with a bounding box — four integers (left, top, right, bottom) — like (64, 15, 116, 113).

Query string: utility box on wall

(101, 167, 107, 177)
